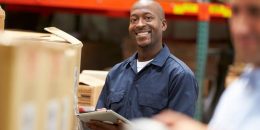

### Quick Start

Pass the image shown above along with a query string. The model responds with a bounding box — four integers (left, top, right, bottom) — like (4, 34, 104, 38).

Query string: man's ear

(161, 19, 167, 31)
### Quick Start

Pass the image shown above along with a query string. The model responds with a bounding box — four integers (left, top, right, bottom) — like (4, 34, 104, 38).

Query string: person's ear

(161, 19, 167, 31)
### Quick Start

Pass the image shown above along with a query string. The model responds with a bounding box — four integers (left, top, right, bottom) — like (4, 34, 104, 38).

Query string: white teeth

(137, 32, 149, 36)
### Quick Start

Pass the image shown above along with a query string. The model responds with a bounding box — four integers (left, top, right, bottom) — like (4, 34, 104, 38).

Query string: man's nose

(232, 15, 250, 35)
(136, 18, 145, 28)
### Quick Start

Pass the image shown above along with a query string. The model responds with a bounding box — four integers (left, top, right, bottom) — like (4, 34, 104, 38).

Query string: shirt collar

(126, 44, 171, 68)
(150, 44, 171, 67)
(241, 64, 260, 90)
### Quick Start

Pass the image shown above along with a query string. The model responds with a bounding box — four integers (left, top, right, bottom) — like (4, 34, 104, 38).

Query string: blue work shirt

(96, 44, 198, 120)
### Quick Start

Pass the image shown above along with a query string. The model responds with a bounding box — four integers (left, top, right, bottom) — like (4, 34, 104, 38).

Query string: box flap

(79, 70, 108, 86)
(81, 70, 108, 81)
(44, 27, 82, 45)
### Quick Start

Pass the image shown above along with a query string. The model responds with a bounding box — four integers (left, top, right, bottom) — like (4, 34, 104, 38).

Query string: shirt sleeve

(168, 71, 198, 117)
(95, 75, 110, 109)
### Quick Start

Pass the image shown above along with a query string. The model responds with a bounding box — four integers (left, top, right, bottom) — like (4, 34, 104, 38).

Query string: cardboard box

(77, 70, 108, 112)
(78, 84, 103, 106)
(0, 27, 82, 130)
(0, 5, 5, 30)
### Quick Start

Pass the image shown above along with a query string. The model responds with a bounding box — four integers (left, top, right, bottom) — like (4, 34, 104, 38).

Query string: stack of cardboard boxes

(77, 70, 108, 112)
(0, 27, 82, 130)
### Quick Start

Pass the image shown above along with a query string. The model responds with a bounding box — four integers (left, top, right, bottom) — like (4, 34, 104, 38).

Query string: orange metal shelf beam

(0, 0, 231, 19)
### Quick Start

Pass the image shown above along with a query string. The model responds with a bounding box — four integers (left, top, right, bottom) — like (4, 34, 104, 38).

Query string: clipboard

(76, 110, 131, 124)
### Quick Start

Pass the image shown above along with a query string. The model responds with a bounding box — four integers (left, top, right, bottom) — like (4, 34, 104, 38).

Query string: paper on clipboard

(76, 110, 131, 124)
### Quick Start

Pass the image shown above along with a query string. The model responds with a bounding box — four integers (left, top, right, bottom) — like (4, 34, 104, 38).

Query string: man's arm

(168, 71, 198, 117)
(84, 75, 123, 130)
(96, 75, 110, 109)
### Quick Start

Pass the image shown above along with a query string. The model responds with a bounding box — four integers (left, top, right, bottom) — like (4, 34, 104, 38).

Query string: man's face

(129, 3, 166, 48)
(230, 0, 260, 66)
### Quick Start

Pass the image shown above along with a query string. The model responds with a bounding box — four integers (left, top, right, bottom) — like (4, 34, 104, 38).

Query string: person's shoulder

(166, 54, 194, 75)
(108, 58, 131, 76)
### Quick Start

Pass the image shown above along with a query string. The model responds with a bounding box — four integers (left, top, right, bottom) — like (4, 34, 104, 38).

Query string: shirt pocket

(138, 93, 167, 117)
(107, 92, 124, 111)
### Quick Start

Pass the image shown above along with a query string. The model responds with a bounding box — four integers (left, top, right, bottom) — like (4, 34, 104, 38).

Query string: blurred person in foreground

(84, 0, 198, 130)
(153, 0, 260, 130)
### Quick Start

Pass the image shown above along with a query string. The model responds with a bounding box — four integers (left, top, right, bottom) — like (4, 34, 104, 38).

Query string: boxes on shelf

(77, 70, 108, 112)
(0, 27, 82, 130)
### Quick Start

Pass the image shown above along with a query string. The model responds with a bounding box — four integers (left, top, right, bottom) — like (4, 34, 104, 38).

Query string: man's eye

(145, 17, 152, 21)
(130, 18, 137, 23)
(248, 6, 260, 18)
(231, 5, 239, 17)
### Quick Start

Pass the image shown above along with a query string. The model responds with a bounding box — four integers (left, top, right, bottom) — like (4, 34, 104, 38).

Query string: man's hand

(84, 120, 123, 130)
(153, 110, 207, 130)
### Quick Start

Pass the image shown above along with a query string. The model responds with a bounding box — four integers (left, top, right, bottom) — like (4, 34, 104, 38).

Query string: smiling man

(84, 1, 198, 130)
